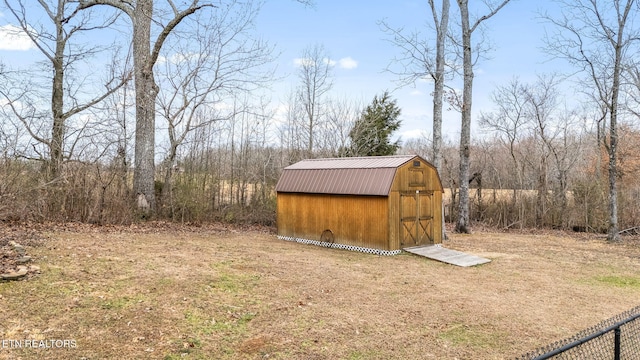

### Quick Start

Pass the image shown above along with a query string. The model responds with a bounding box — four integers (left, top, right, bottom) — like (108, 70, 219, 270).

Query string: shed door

(400, 190, 434, 247)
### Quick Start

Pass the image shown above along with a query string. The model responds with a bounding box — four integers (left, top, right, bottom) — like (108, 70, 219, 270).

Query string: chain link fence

(516, 305, 640, 360)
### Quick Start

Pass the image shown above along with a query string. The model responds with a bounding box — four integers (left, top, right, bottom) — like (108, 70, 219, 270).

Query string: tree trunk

(297, 44, 332, 159)
(608, 44, 622, 242)
(455, 0, 472, 233)
(454, 0, 510, 232)
(132, 0, 157, 214)
(604, 1, 633, 242)
(431, 0, 449, 173)
(432, 0, 450, 240)
(74, 0, 210, 215)
(50, 4, 65, 182)
(536, 157, 547, 226)
(161, 145, 178, 217)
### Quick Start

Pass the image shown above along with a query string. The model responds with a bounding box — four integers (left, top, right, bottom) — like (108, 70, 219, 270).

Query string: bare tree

(285, 94, 360, 162)
(482, 75, 591, 228)
(624, 64, 640, 121)
(547, 108, 585, 228)
(380, 1, 451, 240)
(454, 0, 511, 233)
(479, 77, 529, 226)
(543, 0, 640, 241)
(155, 0, 275, 213)
(0, 0, 129, 181)
(521, 75, 563, 226)
(431, 0, 450, 173)
(100, 72, 136, 202)
(380, 0, 451, 172)
(295, 43, 333, 158)
(278, 88, 306, 164)
(78, 0, 214, 214)
(321, 97, 362, 157)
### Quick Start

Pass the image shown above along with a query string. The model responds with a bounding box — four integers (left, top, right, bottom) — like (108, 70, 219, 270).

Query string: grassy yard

(1, 224, 640, 359)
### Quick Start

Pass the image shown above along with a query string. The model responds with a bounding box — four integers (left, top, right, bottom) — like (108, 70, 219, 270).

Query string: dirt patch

(0, 224, 639, 359)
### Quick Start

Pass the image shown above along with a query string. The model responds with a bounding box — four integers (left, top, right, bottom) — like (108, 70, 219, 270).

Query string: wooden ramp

(404, 245, 491, 267)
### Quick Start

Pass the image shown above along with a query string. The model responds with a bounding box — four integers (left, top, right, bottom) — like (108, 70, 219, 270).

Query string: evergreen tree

(349, 91, 402, 156)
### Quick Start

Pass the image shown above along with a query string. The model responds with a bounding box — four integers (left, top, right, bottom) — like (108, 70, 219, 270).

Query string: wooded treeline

(2, 106, 639, 232)
(1, 0, 639, 234)
(406, 126, 640, 233)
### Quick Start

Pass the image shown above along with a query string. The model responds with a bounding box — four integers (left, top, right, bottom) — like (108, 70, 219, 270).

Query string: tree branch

(470, 0, 512, 33)
(150, 2, 215, 69)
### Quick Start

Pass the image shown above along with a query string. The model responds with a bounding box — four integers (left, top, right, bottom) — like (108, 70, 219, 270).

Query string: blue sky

(255, 0, 566, 141)
(0, 0, 567, 143)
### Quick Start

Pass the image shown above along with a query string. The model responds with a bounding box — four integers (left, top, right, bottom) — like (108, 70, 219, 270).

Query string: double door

(400, 190, 434, 247)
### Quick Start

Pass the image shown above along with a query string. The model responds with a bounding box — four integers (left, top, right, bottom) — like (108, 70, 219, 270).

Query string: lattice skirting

(277, 235, 402, 256)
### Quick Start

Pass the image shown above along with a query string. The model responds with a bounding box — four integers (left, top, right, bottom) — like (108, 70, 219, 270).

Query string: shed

(275, 155, 444, 255)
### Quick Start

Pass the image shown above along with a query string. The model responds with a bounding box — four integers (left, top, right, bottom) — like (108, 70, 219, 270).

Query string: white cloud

(293, 57, 315, 67)
(323, 58, 336, 66)
(0, 24, 36, 51)
(172, 53, 199, 63)
(293, 57, 349, 68)
(338, 56, 358, 69)
(410, 90, 424, 96)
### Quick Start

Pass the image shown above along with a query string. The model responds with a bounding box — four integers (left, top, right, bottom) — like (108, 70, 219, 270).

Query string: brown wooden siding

(387, 191, 400, 250)
(387, 157, 443, 248)
(277, 193, 390, 250)
(389, 158, 443, 193)
(432, 190, 443, 243)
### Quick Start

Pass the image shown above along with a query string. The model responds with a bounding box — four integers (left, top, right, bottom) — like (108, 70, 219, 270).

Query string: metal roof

(284, 155, 417, 170)
(276, 155, 419, 196)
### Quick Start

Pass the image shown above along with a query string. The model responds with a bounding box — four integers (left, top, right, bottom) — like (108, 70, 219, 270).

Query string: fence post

(614, 327, 621, 360)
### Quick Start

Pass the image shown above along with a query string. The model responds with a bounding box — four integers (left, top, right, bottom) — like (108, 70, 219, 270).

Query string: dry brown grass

(1, 224, 640, 359)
